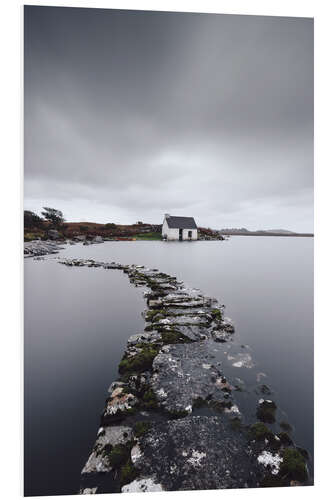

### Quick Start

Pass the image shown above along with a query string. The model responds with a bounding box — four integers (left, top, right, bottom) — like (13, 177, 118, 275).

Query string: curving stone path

(57, 258, 310, 494)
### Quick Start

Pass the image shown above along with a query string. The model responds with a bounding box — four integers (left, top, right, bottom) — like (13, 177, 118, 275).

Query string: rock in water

(134, 416, 259, 490)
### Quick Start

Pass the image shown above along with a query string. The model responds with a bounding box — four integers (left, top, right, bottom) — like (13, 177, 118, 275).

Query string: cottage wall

(183, 229, 198, 241)
(162, 217, 198, 241)
(163, 226, 180, 241)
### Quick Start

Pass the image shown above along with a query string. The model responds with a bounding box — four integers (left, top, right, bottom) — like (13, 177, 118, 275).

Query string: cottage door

(179, 228, 183, 241)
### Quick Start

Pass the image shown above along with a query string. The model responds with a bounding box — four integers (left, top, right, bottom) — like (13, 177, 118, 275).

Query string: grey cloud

(24, 7, 313, 231)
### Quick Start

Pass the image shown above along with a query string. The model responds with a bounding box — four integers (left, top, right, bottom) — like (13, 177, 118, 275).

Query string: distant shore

(220, 232, 314, 237)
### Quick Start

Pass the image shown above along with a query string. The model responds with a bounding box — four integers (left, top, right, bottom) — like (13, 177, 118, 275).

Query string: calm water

(24, 237, 313, 496)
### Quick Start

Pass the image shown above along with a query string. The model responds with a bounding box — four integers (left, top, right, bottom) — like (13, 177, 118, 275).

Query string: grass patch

(24, 231, 46, 241)
(134, 232, 162, 240)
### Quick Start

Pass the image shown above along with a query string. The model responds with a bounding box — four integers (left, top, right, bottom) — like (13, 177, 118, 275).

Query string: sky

(24, 7, 313, 231)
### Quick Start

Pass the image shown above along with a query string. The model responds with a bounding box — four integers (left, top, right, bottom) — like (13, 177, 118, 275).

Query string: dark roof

(165, 216, 197, 229)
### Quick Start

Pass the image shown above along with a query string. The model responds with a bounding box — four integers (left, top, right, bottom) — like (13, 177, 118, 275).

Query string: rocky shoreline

(55, 257, 311, 494)
(24, 236, 105, 257)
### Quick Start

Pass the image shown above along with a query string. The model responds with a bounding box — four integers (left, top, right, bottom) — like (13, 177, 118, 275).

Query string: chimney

(164, 213, 170, 218)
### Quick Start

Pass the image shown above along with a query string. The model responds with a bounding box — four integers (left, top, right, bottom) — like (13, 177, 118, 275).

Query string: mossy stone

(280, 448, 308, 482)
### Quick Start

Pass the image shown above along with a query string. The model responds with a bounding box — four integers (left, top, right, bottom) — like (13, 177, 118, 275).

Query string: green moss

(256, 400, 277, 423)
(161, 330, 192, 344)
(280, 448, 308, 482)
(145, 309, 167, 322)
(104, 442, 133, 468)
(250, 422, 274, 441)
(142, 389, 158, 409)
(120, 461, 139, 485)
(168, 409, 189, 419)
(133, 421, 152, 438)
(118, 345, 159, 374)
(277, 432, 293, 446)
(211, 308, 222, 321)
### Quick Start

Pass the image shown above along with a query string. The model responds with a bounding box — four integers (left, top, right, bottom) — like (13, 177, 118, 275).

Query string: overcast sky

(24, 7, 313, 231)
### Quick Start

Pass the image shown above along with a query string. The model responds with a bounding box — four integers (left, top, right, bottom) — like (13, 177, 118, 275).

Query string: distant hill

(265, 229, 296, 235)
(220, 228, 313, 237)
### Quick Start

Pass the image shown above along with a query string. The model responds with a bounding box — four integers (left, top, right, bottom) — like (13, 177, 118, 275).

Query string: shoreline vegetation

(46, 257, 310, 494)
(24, 208, 313, 244)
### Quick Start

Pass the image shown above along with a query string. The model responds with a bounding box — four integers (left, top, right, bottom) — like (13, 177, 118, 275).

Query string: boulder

(93, 235, 104, 243)
(48, 229, 60, 240)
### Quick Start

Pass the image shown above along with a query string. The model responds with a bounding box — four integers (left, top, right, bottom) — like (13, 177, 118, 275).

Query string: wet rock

(80, 487, 98, 494)
(121, 477, 164, 493)
(48, 229, 60, 240)
(92, 235, 104, 243)
(257, 450, 283, 476)
(151, 343, 233, 414)
(212, 330, 230, 342)
(81, 426, 133, 475)
(228, 352, 254, 369)
(24, 240, 63, 257)
(137, 416, 260, 490)
(127, 331, 162, 347)
(102, 393, 138, 424)
(256, 399, 277, 423)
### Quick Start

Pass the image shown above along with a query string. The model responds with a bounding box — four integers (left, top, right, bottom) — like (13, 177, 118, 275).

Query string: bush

(24, 210, 44, 229)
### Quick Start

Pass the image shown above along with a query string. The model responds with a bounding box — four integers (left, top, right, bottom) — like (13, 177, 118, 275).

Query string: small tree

(41, 207, 65, 228)
(24, 210, 44, 229)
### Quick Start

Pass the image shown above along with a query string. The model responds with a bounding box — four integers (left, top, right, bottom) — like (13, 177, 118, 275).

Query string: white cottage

(162, 214, 198, 241)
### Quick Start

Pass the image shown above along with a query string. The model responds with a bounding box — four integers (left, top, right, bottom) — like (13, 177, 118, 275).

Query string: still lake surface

(24, 237, 313, 496)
